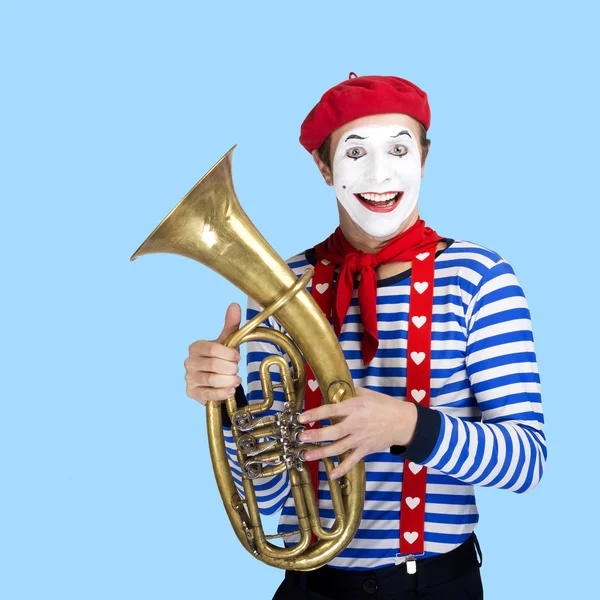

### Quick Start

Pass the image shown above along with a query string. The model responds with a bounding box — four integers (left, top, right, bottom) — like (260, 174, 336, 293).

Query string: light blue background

(1, 1, 598, 598)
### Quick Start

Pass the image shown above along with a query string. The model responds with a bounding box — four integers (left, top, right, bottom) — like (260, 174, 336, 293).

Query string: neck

(338, 205, 420, 254)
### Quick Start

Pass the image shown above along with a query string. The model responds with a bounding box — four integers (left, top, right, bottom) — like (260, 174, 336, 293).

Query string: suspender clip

(406, 555, 417, 575)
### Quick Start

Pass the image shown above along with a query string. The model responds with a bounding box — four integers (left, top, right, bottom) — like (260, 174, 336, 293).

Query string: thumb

(216, 302, 242, 345)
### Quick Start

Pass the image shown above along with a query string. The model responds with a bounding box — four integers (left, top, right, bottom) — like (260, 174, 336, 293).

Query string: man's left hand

(297, 387, 418, 480)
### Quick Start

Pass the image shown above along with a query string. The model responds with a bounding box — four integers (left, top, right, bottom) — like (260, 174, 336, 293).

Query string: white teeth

(359, 192, 399, 202)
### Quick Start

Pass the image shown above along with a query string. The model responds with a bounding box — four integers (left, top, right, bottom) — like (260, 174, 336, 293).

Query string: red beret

(299, 72, 431, 154)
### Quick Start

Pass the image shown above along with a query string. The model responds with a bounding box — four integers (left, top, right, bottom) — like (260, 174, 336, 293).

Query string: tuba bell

(130, 145, 365, 571)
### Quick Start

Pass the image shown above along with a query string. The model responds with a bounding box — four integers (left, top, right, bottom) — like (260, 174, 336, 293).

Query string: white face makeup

(332, 122, 422, 238)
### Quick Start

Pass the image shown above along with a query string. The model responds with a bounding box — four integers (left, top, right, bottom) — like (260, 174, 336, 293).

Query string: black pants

(273, 533, 483, 599)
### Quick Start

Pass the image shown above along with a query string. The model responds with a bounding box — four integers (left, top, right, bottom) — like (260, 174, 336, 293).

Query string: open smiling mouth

(355, 191, 404, 213)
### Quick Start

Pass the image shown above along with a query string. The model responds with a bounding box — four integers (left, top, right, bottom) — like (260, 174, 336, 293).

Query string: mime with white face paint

(331, 121, 424, 239)
(217, 74, 546, 599)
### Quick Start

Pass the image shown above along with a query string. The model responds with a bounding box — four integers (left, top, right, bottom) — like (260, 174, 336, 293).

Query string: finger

(187, 372, 242, 389)
(184, 355, 240, 376)
(187, 385, 237, 405)
(216, 302, 242, 345)
(329, 449, 364, 480)
(298, 402, 348, 425)
(303, 436, 354, 462)
(299, 423, 345, 444)
(188, 340, 240, 363)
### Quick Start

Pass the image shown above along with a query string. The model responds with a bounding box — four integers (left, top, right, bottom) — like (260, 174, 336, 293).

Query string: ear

(420, 142, 430, 178)
(311, 150, 334, 186)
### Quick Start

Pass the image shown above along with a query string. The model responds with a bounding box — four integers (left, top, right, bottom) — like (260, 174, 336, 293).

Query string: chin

(364, 227, 402, 240)
(356, 212, 412, 239)
(350, 218, 397, 240)
(339, 198, 417, 241)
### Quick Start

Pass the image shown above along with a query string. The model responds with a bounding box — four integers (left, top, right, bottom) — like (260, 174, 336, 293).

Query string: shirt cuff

(221, 385, 249, 428)
(389, 403, 441, 463)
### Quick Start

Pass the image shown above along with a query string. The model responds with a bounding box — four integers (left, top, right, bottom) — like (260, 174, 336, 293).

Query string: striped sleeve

(418, 259, 547, 494)
(222, 295, 292, 515)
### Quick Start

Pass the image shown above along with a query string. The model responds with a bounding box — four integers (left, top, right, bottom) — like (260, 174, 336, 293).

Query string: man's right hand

(185, 302, 243, 406)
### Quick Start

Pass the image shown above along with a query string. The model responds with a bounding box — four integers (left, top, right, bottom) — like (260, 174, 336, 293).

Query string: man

(184, 73, 546, 599)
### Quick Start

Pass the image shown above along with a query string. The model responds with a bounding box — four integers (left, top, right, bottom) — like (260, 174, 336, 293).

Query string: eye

(346, 147, 366, 160)
(389, 144, 408, 157)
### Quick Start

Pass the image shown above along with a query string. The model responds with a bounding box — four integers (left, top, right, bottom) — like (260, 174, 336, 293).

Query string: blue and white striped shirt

(224, 238, 546, 570)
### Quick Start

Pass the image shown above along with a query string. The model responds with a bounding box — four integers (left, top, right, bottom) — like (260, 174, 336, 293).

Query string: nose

(368, 151, 391, 185)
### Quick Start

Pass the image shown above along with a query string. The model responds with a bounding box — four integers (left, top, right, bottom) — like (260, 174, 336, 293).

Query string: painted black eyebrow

(391, 130, 412, 138)
(344, 134, 368, 142)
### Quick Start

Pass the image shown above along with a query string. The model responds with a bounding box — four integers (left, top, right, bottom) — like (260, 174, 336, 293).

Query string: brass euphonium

(130, 146, 366, 571)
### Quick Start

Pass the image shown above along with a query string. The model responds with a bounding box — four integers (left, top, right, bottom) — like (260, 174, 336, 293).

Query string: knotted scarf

(313, 219, 443, 365)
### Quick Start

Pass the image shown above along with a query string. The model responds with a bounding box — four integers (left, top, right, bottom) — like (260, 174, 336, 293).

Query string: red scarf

(314, 218, 443, 365)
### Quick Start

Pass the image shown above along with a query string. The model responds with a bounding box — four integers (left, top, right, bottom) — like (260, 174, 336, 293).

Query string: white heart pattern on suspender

(315, 283, 329, 294)
(416, 252, 430, 261)
(411, 316, 426, 328)
(308, 379, 319, 392)
(406, 497, 421, 510)
(403, 531, 419, 544)
(414, 281, 428, 294)
(410, 351, 426, 365)
(411, 389, 426, 402)
(408, 463, 424, 475)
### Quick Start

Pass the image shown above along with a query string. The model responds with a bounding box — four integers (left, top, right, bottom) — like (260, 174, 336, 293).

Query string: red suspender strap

(399, 249, 436, 558)
(303, 250, 435, 554)
(305, 258, 335, 545)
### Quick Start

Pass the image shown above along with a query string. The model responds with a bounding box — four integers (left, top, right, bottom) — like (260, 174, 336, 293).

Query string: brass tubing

(240, 329, 306, 414)
(242, 449, 284, 467)
(300, 463, 344, 541)
(243, 424, 280, 439)
(238, 439, 282, 456)
(322, 457, 347, 522)
(259, 355, 297, 414)
(131, 146, 366, 570)
(254, 469, 312, 560)
(256, 462, 287, 478)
